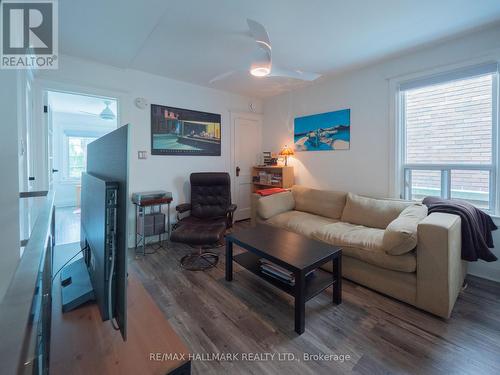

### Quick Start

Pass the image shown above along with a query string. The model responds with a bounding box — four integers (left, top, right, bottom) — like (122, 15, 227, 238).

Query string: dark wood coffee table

(225, 224, 342, 335)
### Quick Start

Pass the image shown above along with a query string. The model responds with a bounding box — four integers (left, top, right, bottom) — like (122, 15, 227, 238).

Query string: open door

(45, 93, 56, 192)
(45, 90, 117, 208)
(232, 112, 262, 221)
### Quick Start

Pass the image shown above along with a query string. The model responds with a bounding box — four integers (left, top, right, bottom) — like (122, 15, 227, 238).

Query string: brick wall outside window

(404, 74, 493, 206)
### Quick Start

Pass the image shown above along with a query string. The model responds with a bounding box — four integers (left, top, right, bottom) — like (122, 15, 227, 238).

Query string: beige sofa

(251, 185, 467, 318)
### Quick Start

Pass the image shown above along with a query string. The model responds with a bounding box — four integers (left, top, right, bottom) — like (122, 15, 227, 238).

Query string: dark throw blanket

(423, 196, 498, 262)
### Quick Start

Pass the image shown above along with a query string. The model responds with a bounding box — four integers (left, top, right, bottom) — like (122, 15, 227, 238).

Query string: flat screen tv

(63, 124, 129, 340)
(150, 104, 221, 156)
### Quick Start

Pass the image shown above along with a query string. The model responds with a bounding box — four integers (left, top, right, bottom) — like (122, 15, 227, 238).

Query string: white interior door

(26, 84, 37, 192)
(232, 113, 262, 221)
(46, 97, 55, 191)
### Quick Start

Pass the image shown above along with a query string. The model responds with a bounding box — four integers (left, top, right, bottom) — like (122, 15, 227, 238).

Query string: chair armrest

(226, 204, 237, 229)
(176, 203, 191, 213)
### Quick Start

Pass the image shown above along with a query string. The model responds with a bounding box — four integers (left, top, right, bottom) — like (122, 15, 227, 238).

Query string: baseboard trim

(55, 201, 77, 208)
(467, 269, 500, 283)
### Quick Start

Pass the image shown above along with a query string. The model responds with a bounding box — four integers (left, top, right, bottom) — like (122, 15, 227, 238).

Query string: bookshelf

(252, 165, 294, 192)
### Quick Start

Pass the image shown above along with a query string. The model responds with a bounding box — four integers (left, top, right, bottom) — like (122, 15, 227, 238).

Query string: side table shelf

(133, 196, 172, 256)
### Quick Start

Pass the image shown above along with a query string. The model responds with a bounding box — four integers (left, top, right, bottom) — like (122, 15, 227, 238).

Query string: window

(66, 136, 96, 180)
(398, 63, 498, 212)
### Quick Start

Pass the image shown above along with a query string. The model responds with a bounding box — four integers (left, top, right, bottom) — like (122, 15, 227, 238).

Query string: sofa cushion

(267, 210, 337, 238)
(341, 193, 410, 229)
(383, 204, 428, 255)
(257, 191, 295, 219)
(313, 222, 416, 273)
(292, 185, 347, 219)
(320, 257, 417, 305)
(314, 221, 384, 250)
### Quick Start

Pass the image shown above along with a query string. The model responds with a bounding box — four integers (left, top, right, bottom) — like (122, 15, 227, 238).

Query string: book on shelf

(261, 269, 295, 286)
(261, 264, 293, 280)
(258, 259, 315, 286)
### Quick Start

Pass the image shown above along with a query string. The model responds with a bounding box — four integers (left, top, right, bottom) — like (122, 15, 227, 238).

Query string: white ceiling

(59, 0, 500, 98)
(48, 91, 117, 116)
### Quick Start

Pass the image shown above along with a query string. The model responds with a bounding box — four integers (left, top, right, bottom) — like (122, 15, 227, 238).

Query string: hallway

(55, 207, 80, 245)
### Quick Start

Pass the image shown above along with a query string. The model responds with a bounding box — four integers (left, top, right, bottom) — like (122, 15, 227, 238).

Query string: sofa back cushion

(383, 204, 428, 255)
(257, 191, 295, 219)
(341, 193, 410, 229)
(292, 185, 347, 219)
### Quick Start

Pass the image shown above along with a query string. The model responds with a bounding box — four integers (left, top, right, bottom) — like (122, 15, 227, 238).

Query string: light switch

(138, 151, 148, 159)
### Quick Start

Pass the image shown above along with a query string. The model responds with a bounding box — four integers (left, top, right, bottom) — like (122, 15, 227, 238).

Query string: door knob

(52, 169, 59, 173)
(236, 166, 240, 177)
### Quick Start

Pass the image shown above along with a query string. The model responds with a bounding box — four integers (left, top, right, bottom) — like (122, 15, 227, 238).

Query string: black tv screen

(151, 104, 221, 156)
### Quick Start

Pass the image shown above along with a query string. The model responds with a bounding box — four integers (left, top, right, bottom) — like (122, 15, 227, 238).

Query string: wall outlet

(138, 151, 148, 159)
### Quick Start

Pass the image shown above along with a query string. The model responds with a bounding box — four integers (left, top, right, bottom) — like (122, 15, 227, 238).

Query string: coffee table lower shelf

(233, 252, 335, 302)
(225, 226, 342, 335)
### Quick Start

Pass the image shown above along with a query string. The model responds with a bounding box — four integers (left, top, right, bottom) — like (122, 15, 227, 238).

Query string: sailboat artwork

(294, 109, 350, 151)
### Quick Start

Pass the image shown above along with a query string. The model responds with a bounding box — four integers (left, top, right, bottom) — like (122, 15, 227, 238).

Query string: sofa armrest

(256, 191, 295, 220)
(250, 194, 261, 226)
(416, 212, 466, 318)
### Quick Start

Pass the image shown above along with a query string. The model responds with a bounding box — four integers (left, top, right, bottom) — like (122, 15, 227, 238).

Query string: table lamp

(279, 145, 294, 166)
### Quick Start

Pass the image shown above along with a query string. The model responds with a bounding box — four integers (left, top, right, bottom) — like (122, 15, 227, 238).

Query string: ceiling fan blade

(269, 67, 321, 81)
(79, 111, 99, 116)
(247, 19, 271, 57)
(209, 70, 238, 84)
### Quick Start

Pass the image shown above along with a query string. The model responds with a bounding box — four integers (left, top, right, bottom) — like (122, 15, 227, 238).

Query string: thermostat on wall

(134, 97, 148, 109)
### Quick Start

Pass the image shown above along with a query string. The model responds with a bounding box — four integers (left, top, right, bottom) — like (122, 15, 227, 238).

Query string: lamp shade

(279, 145, 294, 156)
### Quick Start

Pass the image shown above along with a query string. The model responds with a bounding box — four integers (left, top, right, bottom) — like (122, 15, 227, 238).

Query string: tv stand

(60, 257, 95, 312)
(52, 245, 190, 374)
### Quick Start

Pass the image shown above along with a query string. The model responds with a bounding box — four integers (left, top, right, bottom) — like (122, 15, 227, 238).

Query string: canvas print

(294, 109, 350, 151)
(151, 104, 221, 156)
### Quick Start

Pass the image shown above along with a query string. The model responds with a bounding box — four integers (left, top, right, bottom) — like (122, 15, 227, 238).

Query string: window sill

(57, 179, 81, 186)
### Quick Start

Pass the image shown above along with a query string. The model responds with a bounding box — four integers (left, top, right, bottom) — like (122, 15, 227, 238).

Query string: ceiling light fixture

(250, 66, 270, 77)
(100, 100, 116, 120)
(209, 19, 320, 84)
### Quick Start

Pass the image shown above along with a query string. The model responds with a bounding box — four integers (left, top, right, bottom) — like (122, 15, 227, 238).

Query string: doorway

(46, 91, 118, 244)
(231, 112, 262, 221)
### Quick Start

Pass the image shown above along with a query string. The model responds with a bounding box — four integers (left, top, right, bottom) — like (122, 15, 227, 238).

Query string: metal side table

(133, 196, 172, 255)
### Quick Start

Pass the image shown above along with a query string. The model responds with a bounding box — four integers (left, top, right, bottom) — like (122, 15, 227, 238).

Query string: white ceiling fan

(79, 100, 116, 120)
(210, 19, 321, 84)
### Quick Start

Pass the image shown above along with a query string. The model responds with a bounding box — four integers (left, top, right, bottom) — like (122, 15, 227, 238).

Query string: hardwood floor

(130, 221, 500, 375)
(55, 206, 80, 245)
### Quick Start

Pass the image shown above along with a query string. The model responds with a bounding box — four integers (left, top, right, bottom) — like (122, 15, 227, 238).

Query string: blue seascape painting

(294, 109, 350, 151)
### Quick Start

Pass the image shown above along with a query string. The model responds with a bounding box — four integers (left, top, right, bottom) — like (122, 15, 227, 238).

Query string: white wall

(469, 222, 500, 281)
(52, 111, 116, 207)
(0, 71, 21, 300)
(262, 25, 500, 281)
(36, 55, 262, 247)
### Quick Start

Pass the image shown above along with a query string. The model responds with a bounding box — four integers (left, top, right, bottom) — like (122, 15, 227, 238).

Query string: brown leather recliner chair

(170, 172, 236, 270)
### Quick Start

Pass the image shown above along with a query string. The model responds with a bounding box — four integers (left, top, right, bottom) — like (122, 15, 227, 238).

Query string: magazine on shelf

(259, 259, 316, 286)
(261, 270, 295, 286)
(261, 266, 294, 283)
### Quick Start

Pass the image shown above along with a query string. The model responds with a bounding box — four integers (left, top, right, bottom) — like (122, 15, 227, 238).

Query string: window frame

(62, 134, 98, 183)
(393, 61, 500, 214)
